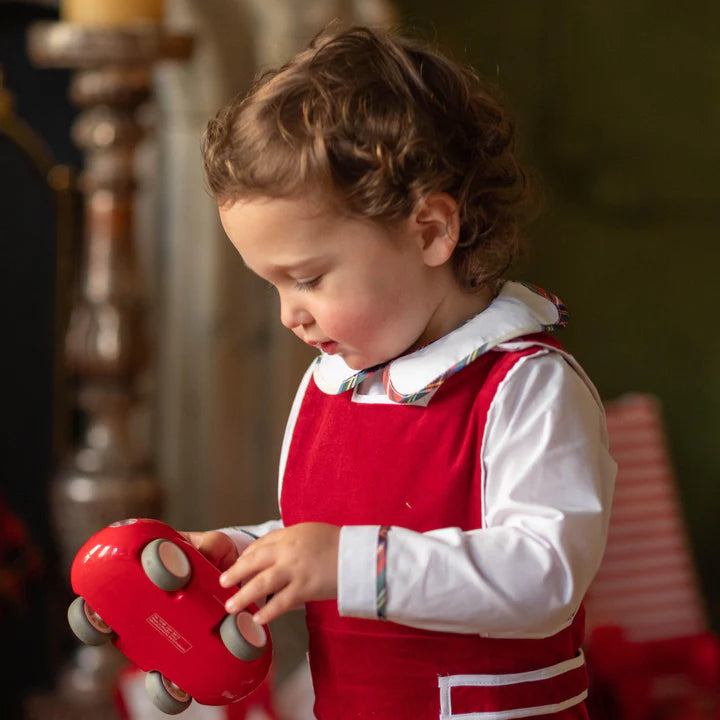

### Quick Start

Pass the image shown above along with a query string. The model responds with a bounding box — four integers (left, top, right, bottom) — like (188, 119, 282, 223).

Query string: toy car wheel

(220, 611, 268, 662)
(145, 670, 192, 715)
(67, 596, 114, 646)
(141, 538, 192, 591)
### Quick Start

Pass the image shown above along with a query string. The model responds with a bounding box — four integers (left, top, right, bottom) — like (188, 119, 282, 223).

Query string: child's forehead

(219, 195, 349, 248)
(221, 193, 407, 260)
(223, 191, 355, 225)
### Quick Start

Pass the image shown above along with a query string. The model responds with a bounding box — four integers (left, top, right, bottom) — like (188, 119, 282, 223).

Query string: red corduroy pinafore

(281, 337, 590, 720)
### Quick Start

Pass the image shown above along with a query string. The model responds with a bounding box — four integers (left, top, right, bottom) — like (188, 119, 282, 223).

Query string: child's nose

(279, 294, 312, 330)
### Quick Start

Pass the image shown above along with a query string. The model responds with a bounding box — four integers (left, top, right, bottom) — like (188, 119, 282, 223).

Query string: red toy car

(68, 518, 272, 715)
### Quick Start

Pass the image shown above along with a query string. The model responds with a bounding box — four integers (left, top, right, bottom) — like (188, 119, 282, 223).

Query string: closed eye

(294, 276, 322, 291)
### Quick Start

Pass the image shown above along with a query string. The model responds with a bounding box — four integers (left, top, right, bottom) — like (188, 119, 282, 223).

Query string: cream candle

(61, 0, 164, 27)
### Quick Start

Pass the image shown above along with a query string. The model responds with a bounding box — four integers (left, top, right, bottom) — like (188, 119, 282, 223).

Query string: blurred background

(1, 0, 718, 718)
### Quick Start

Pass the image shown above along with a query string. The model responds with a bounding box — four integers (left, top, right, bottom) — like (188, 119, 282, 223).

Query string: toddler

(185, 24, 616, 720)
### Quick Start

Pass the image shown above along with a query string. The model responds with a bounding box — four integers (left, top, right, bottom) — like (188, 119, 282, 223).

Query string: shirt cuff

(337, 524, 381, 619)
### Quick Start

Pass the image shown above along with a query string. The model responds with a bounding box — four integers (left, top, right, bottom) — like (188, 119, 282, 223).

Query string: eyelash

(294, 276, 321, 291)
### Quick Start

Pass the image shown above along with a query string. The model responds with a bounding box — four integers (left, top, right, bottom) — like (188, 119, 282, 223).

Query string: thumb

(197, 531, 238, 572)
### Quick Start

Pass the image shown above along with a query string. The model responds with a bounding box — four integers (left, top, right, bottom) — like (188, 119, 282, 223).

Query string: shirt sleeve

(219, 519, 285, 556)
(337, 350, 617, 637)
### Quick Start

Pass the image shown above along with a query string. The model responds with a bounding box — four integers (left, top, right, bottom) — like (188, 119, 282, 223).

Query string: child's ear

(414, 192, 460, 267)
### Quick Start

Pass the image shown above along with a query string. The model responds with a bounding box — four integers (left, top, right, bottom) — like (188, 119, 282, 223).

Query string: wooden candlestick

(26, 21, 192, 719)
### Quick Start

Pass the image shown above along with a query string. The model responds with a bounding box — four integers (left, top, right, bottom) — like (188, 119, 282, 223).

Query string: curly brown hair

(202, 24, 535, 290)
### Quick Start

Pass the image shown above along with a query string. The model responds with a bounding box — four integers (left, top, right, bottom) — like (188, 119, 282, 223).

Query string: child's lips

(308, 340, 339, 355)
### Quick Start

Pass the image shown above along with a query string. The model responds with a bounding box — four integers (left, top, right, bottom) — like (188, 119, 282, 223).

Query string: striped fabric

(334, 361, 388, 394)
(518, 281, 569, 331)
(583, 393, 708, 642)
(381, 343, 489, 404)
(375, 525, 389, 620)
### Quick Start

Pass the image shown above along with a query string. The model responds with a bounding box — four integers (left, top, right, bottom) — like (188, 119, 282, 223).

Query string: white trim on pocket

(438, 650, 587, 719)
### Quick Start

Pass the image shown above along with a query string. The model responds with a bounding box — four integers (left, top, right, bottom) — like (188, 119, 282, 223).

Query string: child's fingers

(251, 586, 298, 625)
(224, 566, 288, 615)
(219, 541, 278, 610)
(220, 536, 276, 586)
(216, 524, 338, 622)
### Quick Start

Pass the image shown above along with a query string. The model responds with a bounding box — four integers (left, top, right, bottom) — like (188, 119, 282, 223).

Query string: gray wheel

(145, 670, 192, 715)
(67, 596, 113, 646)
(219, 612, 268, 662)
(141, 539, 192, 591)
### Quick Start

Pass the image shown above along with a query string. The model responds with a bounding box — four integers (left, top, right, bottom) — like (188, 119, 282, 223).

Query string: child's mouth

(319, 341, 339, 355)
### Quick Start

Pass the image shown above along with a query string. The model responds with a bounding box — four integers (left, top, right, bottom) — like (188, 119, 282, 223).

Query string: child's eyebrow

(270, 261, 326, 279)
(240, 255, 325, 276)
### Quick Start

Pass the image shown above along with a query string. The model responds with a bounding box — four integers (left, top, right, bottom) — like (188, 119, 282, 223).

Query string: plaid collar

(312, 281, 568, 404)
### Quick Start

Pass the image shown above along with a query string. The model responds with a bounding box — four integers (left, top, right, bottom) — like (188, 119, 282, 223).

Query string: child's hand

(219, 522, 340, 625)
(181, 530, 239, 572)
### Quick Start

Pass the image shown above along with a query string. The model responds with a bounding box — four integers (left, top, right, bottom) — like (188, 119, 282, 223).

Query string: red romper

(280, 330, 591, 720)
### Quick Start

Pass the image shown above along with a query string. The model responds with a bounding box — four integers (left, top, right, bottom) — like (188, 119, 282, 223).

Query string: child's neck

(407, 282, 497, 355)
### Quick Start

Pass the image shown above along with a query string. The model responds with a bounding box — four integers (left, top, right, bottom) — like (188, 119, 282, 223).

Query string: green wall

(396, 0, 720, 629)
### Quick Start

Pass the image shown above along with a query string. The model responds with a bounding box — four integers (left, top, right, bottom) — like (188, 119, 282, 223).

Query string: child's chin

(342, 358, 364, 371)
(342, 353, 389, 372)
(341, 354, 370, 371)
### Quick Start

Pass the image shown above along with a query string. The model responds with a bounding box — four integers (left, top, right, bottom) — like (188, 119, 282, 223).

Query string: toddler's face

(218, 194, 451, 370)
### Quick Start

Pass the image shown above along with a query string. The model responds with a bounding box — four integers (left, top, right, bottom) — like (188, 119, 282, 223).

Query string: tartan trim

(332, 360, 388, 394)
(382, 284, 568, 404)
(518, 281, 569, 331)
(376, 526, 390, 620)
(382, 343, 490, 404)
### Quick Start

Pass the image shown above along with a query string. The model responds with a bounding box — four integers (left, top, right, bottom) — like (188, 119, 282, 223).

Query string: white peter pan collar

(312, 281, 568, 403)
